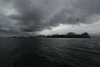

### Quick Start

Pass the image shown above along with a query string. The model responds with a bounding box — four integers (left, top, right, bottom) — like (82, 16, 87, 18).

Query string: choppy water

(0, 38, 100, 67)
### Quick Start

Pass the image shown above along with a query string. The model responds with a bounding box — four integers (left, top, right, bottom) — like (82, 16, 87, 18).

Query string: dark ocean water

(0, 38, 100, 67)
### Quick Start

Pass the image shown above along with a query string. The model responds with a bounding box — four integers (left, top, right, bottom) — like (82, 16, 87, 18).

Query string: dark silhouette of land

(12, 32, 91, 38)
(46, 32, 91, 38)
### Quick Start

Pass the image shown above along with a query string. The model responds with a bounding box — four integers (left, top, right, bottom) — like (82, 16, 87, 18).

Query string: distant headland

(12, 32, 91, 38)
(45, 32, 91, 38)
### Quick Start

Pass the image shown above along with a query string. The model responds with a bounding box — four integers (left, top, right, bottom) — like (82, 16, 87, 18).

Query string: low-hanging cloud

(9, 0, 100, 32)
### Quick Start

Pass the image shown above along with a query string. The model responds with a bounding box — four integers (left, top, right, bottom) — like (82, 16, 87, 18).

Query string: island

(45, 32, 91, 38)
(12, 32, 91, 38)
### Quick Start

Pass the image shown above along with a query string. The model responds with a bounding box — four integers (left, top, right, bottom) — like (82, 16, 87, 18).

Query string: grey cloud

(0, 0, 19, 35)
(50, 0, 100, 25)
(9, 0, 67, 32)
(8, 0, 100, 32)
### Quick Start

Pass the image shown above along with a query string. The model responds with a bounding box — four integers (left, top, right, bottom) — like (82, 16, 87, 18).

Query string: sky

(0, 0, 100, 36)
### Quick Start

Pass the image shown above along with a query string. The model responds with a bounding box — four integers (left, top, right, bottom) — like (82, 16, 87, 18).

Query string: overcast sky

(0, 0, 100, 36)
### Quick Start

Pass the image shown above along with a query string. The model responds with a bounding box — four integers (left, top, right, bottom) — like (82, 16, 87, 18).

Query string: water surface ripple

(0, 38, 100, 67)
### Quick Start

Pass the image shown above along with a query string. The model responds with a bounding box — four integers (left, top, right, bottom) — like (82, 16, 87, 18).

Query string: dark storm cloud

(50, 0, 100, 25)
(7, 0, 100, 32)
(0, 0, 20, 35)
(10, 0, 66, 32)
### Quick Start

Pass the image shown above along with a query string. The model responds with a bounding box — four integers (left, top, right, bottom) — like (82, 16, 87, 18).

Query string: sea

(0, 38, 100, 67)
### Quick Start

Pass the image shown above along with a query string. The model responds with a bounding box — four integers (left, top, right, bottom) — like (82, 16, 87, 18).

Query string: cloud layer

(0, 0, 100, 35)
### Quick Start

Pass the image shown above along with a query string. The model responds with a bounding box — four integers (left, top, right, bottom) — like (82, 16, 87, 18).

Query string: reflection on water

(0, 38, 100, 67)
